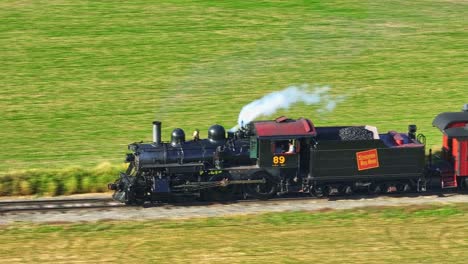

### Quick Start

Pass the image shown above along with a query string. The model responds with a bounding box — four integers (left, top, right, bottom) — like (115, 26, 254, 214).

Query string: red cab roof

(253, 117, 317, 138)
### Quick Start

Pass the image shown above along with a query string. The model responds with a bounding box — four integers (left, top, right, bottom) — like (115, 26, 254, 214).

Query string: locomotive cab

(433, 104, 468, 188)
(248, 117, 317, 188)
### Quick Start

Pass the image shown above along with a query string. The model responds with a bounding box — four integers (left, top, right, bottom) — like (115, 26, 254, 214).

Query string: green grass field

(1, 0, 467, 173)
(1, 204, 468, 263)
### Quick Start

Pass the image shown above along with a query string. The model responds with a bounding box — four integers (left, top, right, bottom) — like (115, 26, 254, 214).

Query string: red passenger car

(433, 105, 468, 188)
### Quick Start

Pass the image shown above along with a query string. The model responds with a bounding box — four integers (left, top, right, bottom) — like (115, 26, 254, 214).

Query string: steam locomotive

(108, 105, 468, 205)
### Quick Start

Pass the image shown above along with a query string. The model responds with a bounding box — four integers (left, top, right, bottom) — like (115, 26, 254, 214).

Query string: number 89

(273, 156, 286, 164)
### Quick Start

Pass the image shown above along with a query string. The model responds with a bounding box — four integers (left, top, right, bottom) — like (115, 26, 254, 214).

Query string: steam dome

(171, 128, 186, 145)
(208, 124, 226, 142)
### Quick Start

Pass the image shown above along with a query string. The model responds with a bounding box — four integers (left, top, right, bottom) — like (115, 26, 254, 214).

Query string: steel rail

(0, 189, 461, 214)
(0, 197, 124, 214)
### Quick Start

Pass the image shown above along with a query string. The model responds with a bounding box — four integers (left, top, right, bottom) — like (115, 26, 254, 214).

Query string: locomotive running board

(174, 179, 266, 190)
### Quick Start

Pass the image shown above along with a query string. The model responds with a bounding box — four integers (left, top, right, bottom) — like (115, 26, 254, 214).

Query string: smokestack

(462, 104, 468, 112)
(153, 121, 161, 144)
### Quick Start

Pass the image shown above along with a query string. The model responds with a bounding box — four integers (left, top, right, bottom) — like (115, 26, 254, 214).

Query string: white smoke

(233, 85, 345, 130)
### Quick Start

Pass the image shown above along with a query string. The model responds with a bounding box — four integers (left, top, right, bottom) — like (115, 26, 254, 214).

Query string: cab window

(273, 140, 296, 154)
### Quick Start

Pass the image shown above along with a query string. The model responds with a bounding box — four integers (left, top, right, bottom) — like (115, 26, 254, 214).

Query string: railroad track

(0, 198, 125, 214)
(0, 189, 461, 215)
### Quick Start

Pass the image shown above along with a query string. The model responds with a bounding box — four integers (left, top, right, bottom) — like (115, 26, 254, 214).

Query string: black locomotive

(108, 105, 468, 205)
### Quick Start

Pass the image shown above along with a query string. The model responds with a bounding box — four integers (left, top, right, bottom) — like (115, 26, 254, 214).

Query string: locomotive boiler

(108, 121, 261, 204)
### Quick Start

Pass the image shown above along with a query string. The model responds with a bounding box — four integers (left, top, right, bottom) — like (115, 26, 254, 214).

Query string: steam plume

(234, 85, 344, 130)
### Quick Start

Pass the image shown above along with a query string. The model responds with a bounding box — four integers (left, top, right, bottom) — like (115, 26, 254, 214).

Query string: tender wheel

(342, 185, 353, 195)
(404, 184, 411, 192)
(371, 184, 383, 195)
(312, 186, 324, 198)
(398, 183, 412, 193)
(245, 171, 277, 199)
(326, 185, 340, 196)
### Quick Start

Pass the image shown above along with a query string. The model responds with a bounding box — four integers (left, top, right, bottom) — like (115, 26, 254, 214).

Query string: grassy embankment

(0, 162, 123, 196)
(1, 204, 468, 263)
(1, 0, 466, 195)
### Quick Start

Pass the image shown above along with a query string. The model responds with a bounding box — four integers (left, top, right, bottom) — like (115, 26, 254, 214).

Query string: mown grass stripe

(1, 204, 468, 263)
